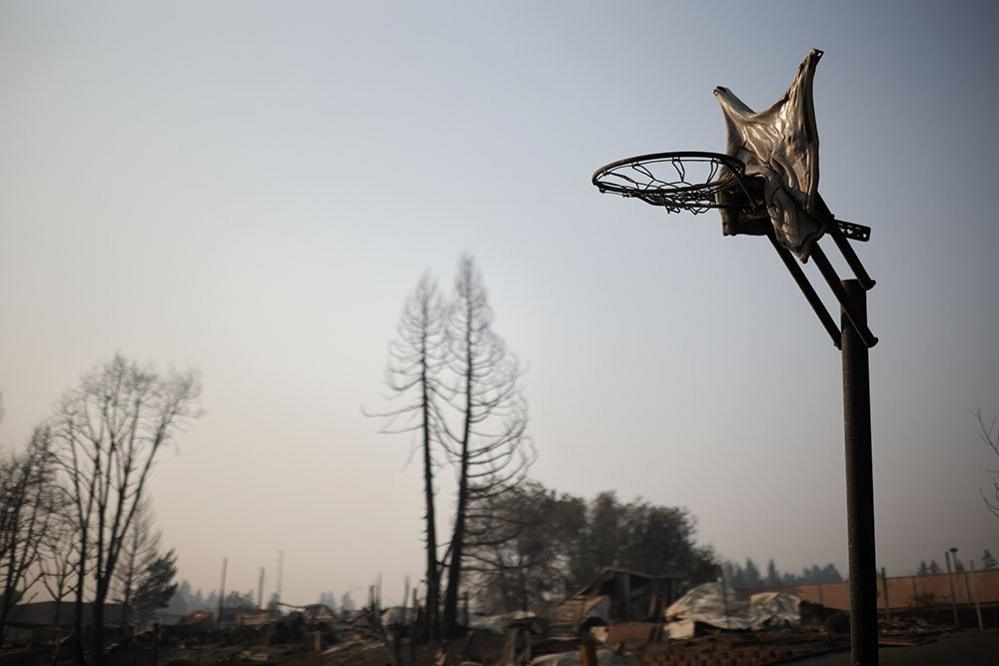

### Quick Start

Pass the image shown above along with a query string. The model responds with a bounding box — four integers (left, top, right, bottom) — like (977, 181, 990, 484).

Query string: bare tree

(367, 274, 447, 639)
(1, 426, 57, 642)
(51, 354, 201, 664)
(462, 482, 553, 614)
(441, 256, 533, 635)
(38, 483, 81, 629)
(975, 409, 999, 517)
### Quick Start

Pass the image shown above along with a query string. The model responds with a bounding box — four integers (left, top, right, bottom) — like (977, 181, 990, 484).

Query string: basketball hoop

(592, 151, 870, 243)
(589, 50, 883, 666)
(591, 151, 759, 215)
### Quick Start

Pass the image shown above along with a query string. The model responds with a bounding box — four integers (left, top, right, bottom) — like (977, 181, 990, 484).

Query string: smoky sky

(1, 0, 997, 604)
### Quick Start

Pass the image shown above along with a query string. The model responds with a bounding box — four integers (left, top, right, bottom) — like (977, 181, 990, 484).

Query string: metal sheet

(714, 49, 834, 261)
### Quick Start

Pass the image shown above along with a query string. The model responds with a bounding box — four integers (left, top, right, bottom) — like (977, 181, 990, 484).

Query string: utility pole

(402, 576, 410, 625)
(257, 567, 266, 610)
(945, 549, 960, 627)
(217, 557, 228, 629)
(969, 561, 984, 631)
(880, 567, 891, 621)
(276, 551, 284, 606)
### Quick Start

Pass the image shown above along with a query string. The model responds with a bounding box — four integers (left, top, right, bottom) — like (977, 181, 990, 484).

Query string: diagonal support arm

(811, 246, 879, 348)
(829, 221, 876, 290)
(768, 233, 841, 349)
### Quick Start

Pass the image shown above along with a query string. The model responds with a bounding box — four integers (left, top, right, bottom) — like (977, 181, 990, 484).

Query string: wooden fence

(748, 569, 999, 611)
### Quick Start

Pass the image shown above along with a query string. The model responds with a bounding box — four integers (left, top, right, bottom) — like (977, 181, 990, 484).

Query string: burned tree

(0, 427, 56, 643)
(51, 354, 201, 664)
(975, 409, 999, 517)
(367, 274, 447, 637)
(463, 481, 578, 613)
(39, 484, 81, 629)
(441, 256, 533, 635)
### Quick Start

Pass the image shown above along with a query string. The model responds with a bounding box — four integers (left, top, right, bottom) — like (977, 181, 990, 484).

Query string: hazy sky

(2, 1, 997, 606)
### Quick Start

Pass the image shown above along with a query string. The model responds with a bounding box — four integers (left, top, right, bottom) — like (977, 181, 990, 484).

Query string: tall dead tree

(367, 274, 447, 638)
(51, 354, 201, 664)
(0, 427, 56, 643)
(441, 256, 533, 635)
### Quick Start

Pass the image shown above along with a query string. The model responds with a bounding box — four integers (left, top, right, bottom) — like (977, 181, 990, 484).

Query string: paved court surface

(794, 630, 999, 665)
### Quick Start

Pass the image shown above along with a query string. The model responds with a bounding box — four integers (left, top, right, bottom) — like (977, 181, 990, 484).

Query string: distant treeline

(916, 549, 996, 576)
(166, 581, 257, 616)
(164, 485, 722, 617)
(722, 558, 843, 590)
(719, 549, 998, 591)
(164, 583, 360, 616)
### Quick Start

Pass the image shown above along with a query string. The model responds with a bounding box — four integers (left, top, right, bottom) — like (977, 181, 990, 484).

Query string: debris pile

(876, 616, 951, 647)
(0, 569, 967, 664)
(664, 583, 801, 635)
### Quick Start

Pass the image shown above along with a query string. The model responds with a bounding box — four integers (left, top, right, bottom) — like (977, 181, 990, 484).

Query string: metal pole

(719, 574, 731, 630)
(945, 551, 959, 627)
(258, 567, 265, 610)
(816, 248, 878, 347)
(842, 279, 878, 665)
(969, 561, 984, 631)
(402, 576, 410, 626)
(218, 557, 227, 629)
(880, 567, 891, 621)
(276, 550, 284, 605)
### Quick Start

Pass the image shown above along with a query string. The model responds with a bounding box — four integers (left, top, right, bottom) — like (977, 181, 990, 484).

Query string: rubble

(876, 615, 951, 647)
(0, 574, 971, 664)
(551, 568, 679, 637)
(664, 583, 800, 633)
(529, 648, 638, 665)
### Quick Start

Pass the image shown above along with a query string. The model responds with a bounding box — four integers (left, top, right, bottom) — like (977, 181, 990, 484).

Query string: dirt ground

(794, 630, 999, 666)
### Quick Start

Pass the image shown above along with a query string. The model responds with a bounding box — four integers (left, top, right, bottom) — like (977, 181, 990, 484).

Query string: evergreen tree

(224, 590, 256, 610)
(953, 557, 965, 573)
(819, 564, 843, 583)
(722, 562, 744, 589)
(982, 549, 998, 570)
(133, 549, 178, 625)
(917, 561, 929, 576)
(318, 591, 337, 609)
(928, 559, 942, 575)
(168, 579, 193, 615)
(766, 560, 781, 586)
(724, 560, 842, 587)
(743, 558, 763, 588)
